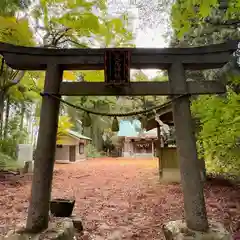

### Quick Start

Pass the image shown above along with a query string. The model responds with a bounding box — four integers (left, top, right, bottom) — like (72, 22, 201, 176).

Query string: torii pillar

(26, 64, 63, 232)
(168, 62, 208, 231)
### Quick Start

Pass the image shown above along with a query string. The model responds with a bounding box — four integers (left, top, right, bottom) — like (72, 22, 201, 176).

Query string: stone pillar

(129, 139, 134, 157)
(26, 64, 63, 232)
(123, 138, 131, 157)
(156, 124, 163, 178)
(151, 140, 154, 158)
(17, 144, 33, 168)
(168, 62, 209, 232)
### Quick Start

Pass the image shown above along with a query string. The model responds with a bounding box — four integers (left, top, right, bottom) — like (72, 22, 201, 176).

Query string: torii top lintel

(0, 40, 238, 71)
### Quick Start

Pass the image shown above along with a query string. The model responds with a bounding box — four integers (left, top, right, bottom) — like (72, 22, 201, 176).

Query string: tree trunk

(27, 112, 33, 143)
(0, 91, 5, 138)
(96, 126, 103, 152)
(90, 119, 103, 152)
(83, 126, 91, 139)
(26, 64, 63, 232)
(91, 122, 97, 148)
(20, 102, 25, 131)
(3, 96, 10, 139)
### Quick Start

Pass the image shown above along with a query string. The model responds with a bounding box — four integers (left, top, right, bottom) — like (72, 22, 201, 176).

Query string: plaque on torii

(104, 50, 130, 85)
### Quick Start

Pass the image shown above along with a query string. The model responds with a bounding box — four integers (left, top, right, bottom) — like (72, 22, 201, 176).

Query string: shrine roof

(145, 101, 173, 131)
(117, 119, 140, 137)
(68, 130, 92, 141)
(117, 119, 157, 139)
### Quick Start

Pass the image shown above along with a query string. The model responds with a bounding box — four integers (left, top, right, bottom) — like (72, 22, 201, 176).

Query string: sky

(125, 6, 168, 78)
(135, 27, 167, 77)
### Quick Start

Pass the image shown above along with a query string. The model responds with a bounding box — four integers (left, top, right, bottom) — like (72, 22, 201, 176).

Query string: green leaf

(80, 70, 105, 82)
(0, 16, 34, 46)
(110, 18, 124, 33)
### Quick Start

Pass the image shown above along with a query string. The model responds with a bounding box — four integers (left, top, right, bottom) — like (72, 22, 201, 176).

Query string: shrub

(84, 143, 102, 158)
(0, 152, 20, 171)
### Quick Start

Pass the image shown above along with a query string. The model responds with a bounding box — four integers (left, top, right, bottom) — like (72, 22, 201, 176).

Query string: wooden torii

(0, 40, 238, 233)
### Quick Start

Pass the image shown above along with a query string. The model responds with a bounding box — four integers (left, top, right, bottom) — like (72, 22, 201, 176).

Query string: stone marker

(3, 220, 74, 240)
(163, 220, 232, 240)
(17, 144, 34, 173)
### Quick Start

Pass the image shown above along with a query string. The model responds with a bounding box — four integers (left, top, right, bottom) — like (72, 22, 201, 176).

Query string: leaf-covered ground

(0, 158, 239, 239)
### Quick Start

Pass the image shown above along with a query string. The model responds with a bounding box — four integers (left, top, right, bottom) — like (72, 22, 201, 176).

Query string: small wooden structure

(145, 103, 179, 182)
(118, 119, 157, 158)
(146, 103, 206, 183)
(121, 134, 157, 158)
(56, 130, 91, 163)
(0, 40, 238, 233)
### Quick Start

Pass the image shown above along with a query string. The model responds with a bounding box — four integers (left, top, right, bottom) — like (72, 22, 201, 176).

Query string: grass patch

(0, 152, 20, 171)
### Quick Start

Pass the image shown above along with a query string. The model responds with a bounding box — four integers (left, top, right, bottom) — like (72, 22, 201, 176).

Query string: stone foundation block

(163, 220, 232, 240)
(3, 220, 75, 240)
(161, 168, 181, 183)
(70, 216, 83, 232)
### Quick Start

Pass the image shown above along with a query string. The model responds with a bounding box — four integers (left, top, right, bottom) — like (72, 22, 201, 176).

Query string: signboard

(104, 50, 130, 84)
(136, 143, 150, 148)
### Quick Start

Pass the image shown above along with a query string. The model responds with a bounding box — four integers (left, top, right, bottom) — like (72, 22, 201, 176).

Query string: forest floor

(0, 157, 239, 239)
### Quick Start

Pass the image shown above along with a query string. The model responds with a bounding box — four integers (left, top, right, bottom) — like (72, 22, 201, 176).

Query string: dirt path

(0, 158, 239, 239)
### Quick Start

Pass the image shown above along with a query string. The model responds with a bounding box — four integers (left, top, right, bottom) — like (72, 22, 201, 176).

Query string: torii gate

(0, 40, 238, 233)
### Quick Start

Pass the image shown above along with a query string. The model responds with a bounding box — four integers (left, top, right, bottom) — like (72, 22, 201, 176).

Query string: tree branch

(61, 38, 89, 48)
(204, 18, 240, 27)
(53, 28, 71, 45)
(3, 71, 25, 91)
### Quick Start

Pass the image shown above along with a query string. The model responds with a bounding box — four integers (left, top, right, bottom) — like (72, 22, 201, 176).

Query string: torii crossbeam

(0, 40, 238, 233)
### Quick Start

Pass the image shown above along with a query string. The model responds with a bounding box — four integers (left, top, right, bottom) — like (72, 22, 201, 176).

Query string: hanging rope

(39, 92, 187, 117)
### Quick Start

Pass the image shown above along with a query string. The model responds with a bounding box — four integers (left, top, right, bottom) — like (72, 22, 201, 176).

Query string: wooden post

(168, 62, 209, 232)
(26, 64, 63, 232)
(156, 125, 163, 178)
